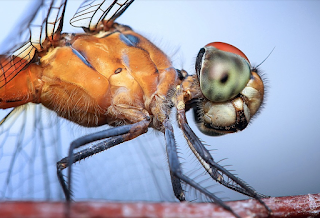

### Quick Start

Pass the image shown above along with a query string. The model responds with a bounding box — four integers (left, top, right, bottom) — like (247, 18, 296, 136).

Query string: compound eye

(206, 42, 250, 63)
(197, 42, 251, 102)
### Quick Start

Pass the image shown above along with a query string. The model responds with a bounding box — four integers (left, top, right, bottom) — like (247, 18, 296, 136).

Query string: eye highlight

(196, 42, 251, 102)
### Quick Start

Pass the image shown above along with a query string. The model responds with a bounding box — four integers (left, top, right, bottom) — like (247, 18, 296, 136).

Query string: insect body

(1, 24, 176, 129)
(0, 0, 269, 217)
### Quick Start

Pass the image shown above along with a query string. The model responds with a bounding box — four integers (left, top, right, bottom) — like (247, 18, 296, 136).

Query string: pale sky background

(0, 0, 319, 203)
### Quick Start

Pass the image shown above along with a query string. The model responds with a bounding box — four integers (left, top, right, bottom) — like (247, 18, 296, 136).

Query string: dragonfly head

(194, 42, 264, 136)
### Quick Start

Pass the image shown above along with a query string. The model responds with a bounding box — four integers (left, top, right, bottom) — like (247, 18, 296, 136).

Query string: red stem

(0, 194, 319, 218)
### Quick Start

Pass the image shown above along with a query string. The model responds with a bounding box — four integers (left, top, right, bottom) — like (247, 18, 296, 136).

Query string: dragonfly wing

(70, 0, 135, 32)
(45, 0, 68, 41)
(0, 1, 43, 55)
(0, 104, 175, 200)
(0, 105, 65, 199)
(0, 0, 67, 89)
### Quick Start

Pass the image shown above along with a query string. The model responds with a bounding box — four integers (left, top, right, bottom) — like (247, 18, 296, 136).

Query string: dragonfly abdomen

(0, 58, 43, 109)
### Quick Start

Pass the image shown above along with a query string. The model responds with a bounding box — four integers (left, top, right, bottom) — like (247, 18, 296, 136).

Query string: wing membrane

(0, 105, 65, 199)
(70, 0, 134, 32)
(0, 105, 174, 200)
(0, 0, 67, 89)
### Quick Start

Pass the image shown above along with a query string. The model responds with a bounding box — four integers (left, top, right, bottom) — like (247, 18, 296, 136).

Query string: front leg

(177, 109, 271, 214)
(163, 119, 241, 218)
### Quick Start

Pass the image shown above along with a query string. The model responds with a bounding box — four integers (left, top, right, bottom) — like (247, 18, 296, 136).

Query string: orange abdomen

(0, 56, 42, 109)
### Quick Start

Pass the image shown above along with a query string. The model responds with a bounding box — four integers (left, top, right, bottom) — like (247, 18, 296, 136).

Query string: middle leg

(57, 119, 150, 201)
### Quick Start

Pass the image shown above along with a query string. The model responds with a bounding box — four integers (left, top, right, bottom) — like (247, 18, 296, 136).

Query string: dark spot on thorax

(114, 68, 122, 74)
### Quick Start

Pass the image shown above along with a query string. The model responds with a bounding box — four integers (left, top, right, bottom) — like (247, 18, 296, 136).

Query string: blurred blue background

(0, 0, 319, 202)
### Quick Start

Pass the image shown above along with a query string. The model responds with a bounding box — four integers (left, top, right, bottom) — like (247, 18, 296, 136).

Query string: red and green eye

(195, 42, 251, 102)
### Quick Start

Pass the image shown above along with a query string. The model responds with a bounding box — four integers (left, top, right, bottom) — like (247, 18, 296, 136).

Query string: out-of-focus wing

(70, 0, 134, 32)
(0, 104, 66, 200)
(0, 104, 174, 201)
(0, 0, 67, 89)
(0, 0, 67, 200)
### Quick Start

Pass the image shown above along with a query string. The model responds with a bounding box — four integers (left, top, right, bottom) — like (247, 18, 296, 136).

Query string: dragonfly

(0, 0, 269, 217)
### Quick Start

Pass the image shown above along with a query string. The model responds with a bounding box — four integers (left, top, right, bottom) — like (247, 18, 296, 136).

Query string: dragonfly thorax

(0, 24, 178, 130)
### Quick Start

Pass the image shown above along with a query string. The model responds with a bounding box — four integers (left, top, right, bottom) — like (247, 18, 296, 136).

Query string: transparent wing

(0, 104, 65, 199)
(0, 0, 67, 89)
(70, 0, 135, 32)
(0, 103, 175, 201)
(0, 0, 66, 200)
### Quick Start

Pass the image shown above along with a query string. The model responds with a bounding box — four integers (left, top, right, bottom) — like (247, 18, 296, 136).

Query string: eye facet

(197, 42, 251, 102)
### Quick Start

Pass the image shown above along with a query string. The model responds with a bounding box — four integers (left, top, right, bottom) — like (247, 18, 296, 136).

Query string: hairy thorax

(31, 24, 178, 130)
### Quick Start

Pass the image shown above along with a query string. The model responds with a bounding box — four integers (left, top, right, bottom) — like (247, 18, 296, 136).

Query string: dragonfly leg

(57, 119, 150, 201)
(163, 119, 241, 218)
(169, 173, 186, 201)
(177, 110, 271, 214)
